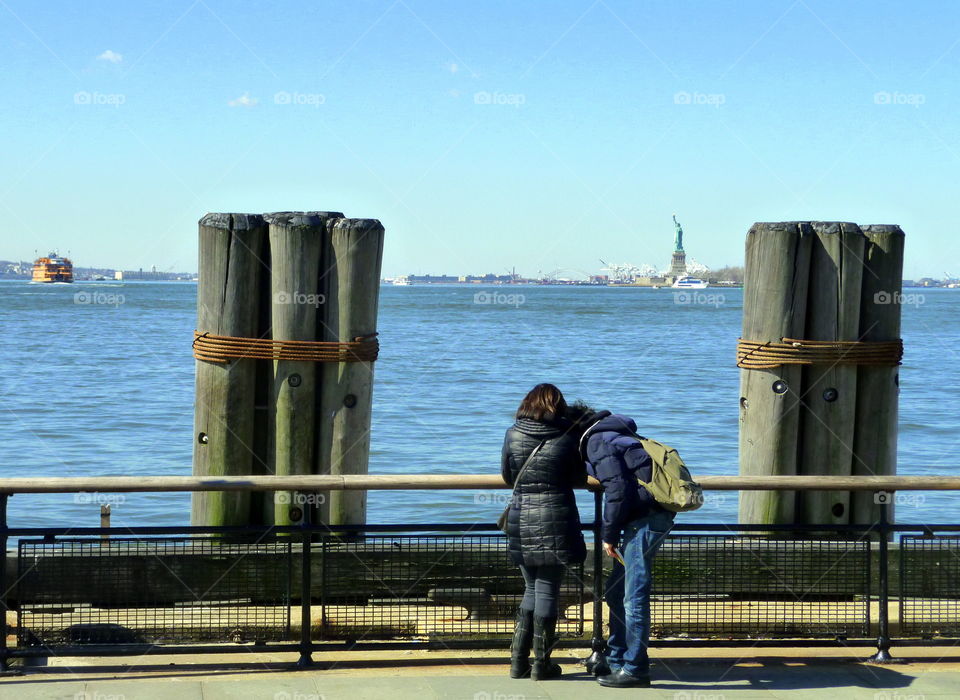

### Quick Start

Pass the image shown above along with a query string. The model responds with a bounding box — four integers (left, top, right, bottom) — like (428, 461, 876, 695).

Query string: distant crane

(599, 259, 641, 283)
(636, 263, 660, 278)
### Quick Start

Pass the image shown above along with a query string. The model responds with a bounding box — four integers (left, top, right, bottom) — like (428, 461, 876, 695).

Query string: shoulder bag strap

(509, 440, 545, 499)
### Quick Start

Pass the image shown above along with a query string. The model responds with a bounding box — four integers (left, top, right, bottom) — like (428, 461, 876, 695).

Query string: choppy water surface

(0, 281, 957, 530)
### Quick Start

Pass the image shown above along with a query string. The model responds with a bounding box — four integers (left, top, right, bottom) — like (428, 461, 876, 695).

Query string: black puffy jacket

(501, 416, 587, 567)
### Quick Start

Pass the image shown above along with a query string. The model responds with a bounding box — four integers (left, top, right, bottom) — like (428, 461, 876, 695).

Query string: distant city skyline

(2, 2, 958, 279)
(3, 253, 957, 285)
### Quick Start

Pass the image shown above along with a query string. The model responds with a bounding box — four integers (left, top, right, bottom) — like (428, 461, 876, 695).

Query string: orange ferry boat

(31, 253, 74, 283)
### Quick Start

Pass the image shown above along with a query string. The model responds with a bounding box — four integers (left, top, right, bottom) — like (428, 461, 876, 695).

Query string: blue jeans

(604, 509, 674, 677)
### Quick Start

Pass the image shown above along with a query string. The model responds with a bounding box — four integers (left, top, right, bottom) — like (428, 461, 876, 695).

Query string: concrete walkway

(2, 646, 959, 699)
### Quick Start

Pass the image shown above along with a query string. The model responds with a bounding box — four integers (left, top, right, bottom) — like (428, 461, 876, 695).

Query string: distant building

(407, 274, 460, 284)
(459, 273, 516, 283)
(115, 270, 124, 281)
(123, 268, 164, 280)
(118, 268, 193, 281)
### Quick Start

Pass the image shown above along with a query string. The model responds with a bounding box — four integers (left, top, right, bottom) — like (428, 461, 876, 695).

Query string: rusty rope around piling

(193, 330, 379, 364)
(736, 337, 903, 370)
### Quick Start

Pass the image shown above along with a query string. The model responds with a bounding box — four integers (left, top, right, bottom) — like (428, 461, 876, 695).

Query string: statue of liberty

(673, 214, 684, 252)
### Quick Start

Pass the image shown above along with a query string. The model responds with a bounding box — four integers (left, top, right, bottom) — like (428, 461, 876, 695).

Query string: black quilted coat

(500, 416, 587, 567)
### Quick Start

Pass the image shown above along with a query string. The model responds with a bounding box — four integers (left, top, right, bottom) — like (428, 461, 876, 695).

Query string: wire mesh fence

(650, 535, 871, 638)
(900, 536, 960, 637)
(17, 537, 293, 646)
(14, 533, 586, 647)
(11, 526, 960, 654)
(318, 534, 585, 640)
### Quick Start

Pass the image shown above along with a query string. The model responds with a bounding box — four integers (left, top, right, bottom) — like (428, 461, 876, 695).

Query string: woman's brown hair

(516, 383, 567, 422)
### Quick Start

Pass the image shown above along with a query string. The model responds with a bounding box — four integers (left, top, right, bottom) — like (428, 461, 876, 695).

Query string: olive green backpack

(632, 435, 704, 513)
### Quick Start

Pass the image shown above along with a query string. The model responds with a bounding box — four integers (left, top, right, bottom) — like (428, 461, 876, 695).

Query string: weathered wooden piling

(739, 221, 904, 528)
(319, 218, 385, 526)
(192, 213, 269, 527)
(738, 222, 812, 525)
(851, 226, 905, 524)
(264, 213, 326, 527)
(798, 223, 865, 526)
(193, 210, 383, 529)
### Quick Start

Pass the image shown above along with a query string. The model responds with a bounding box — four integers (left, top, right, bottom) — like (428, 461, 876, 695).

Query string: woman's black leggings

(518, 563, 565, 618)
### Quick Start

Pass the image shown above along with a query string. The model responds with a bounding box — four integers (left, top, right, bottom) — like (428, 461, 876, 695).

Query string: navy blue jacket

(580, 411, 663, 545)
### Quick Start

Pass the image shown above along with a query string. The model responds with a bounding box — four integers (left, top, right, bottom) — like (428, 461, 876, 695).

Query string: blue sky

(0, 0, 957, 279)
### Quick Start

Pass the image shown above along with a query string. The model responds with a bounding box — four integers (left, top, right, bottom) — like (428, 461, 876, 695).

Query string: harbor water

(0, 281, 956, 531)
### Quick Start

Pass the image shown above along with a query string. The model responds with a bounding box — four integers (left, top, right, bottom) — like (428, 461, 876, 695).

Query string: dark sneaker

(597, 668, 651, 688)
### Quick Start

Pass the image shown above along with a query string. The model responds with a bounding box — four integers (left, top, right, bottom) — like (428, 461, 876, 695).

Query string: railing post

(296, 495, 313, 668)
(100, 504, 111, 541)
(869, 490, 896, 663)
(583, 490, 606, 671)
(0, 493, 19, 676)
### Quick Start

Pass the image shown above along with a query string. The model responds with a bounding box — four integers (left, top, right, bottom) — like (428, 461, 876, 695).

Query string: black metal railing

(900, 534, 960, 638)
(1, 486, 959, 673)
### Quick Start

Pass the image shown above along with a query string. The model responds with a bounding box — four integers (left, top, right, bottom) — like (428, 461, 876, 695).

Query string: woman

(501, 383, 586, 680)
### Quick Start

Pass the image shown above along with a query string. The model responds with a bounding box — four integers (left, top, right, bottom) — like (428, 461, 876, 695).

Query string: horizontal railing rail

(0, 474, 958, 493)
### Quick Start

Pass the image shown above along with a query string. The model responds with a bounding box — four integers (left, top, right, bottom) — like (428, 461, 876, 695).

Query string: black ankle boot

(531, 615, 562, 680)
(509, 608, 534, 678)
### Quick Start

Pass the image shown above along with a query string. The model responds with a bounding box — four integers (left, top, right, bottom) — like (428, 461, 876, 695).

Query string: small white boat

(672, 276, 708, 289)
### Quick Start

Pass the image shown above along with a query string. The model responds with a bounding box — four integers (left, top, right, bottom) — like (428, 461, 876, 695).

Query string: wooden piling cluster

(192, 212, 384, 528)
(738, 222, 905, 526)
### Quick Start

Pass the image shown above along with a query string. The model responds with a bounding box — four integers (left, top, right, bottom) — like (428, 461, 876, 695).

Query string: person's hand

(602, 541, 617, 559)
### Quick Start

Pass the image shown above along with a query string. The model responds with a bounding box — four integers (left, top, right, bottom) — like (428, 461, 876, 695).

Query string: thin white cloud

(447, 62, 459, 74)
(97, 50, 123, 64)
(228, 92, 258, 108)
